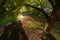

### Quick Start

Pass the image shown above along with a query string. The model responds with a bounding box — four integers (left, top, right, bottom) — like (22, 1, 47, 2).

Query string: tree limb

(48, 0, 55, 8)
(24, 4, 50, 19)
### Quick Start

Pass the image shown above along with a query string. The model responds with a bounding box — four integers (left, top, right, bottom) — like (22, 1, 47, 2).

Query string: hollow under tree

(24, 0, 60, 32)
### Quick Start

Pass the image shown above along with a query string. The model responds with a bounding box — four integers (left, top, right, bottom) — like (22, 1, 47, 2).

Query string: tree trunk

(44, 8, 60, 32)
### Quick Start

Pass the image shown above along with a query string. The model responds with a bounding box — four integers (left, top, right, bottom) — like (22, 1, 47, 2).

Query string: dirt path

(24, 27, 44, 40)
(0, 21, 57, 40)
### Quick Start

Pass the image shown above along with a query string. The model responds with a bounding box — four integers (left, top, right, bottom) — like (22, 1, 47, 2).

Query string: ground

(0, 21, 60, 40)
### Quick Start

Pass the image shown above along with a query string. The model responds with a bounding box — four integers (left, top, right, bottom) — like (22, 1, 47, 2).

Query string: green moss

(51, 27, 60, 40)
(0, 16, 13, 26)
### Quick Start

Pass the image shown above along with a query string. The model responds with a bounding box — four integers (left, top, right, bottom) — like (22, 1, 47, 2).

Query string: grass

(0, 16, 13, 26)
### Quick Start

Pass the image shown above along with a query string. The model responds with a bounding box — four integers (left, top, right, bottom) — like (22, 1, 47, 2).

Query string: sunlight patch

(17, 15, 24, 21)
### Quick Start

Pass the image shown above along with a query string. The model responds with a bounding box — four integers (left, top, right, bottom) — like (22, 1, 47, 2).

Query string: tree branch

(48, 0, 55, 8)
(24, 4, 50, 19)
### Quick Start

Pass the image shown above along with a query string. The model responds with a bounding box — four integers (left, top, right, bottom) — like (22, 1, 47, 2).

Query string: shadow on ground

(0, 20, 56, 40)
(0, 20, 28, 40)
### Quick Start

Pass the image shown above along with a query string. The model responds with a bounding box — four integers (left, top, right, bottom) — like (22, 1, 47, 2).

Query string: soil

(24, 27, 43, 40)
(0, 21, 58, 40)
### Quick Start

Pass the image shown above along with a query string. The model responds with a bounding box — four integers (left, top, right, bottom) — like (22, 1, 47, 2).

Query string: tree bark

(44, 0, 60, 32)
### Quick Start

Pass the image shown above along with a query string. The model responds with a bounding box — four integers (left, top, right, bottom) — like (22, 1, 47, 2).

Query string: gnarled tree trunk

(44, 0, 60, 31)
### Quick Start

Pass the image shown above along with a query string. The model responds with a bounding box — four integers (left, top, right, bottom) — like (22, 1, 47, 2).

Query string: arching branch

(24, 4, 50, 19)
(48, 0, 55, 8)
